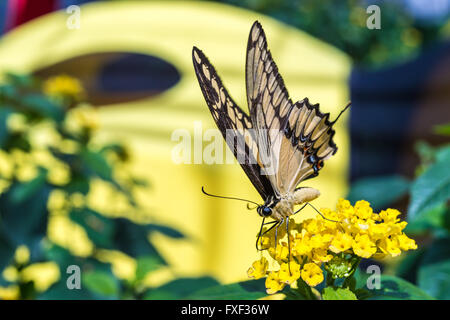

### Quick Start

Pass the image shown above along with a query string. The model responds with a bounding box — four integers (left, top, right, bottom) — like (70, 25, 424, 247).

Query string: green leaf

(186, 279, 267, 300)
(5, 73, 35, 88)
(39, 279, 96, 300)
(417, 237, 450, 299)
(135, 255, 163, 282)
(82, 270, 119, 298)
(64, 175, 90, 195)
(147, 224, 185, 239)
(395, 249, 425, 284)
(322, 287, 357, 300)
(0, 181, 50, 247)
(69, 208, 115, 249)
(405, 203, 447, 233)
(44, 242, 112, 274)
(0, 232, 15, 274)
(367, 275, 434, 300)
(347, 175, 410, 210)
(144, 277, 220, 300)
(10, 168, 47, 204)
(100, 143, 129, 162)
(408, 159, 450, 222)
(436, 144, 450, 163)
(112, 218, 166, 263)
(21, 94, 64, 122)
(287, 278, 316, 300)
(80, 149, 112, 181)
(0, 107, 13, 147)
(419, 260, 450, 300)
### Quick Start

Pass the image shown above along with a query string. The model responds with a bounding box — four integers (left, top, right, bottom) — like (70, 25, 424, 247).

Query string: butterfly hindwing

(192, 46, 274, 199)
(281, 98, 337, 191)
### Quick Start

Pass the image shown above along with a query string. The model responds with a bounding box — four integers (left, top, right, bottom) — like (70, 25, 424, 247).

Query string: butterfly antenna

(201, 186, 260, 207)
(331, 101, 351, 124)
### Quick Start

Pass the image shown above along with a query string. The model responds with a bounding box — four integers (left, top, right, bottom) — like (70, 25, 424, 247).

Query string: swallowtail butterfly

(192, 21, 349, 245)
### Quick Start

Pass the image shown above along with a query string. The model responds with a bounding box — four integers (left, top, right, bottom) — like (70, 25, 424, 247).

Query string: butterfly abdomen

(270, 187, 320, 221)
(293, 187, 320, 205)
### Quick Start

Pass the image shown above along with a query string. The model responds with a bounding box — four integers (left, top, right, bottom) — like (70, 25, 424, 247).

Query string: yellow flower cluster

(0, 148, 72, 188)
(247, 199, 417, 295)
(43, 75, 85, 102)
(64, 105, 100, 135)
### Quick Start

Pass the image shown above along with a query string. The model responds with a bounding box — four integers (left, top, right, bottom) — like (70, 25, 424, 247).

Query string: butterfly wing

(246, 21, 338, 196)
(192, 46, 274, 200)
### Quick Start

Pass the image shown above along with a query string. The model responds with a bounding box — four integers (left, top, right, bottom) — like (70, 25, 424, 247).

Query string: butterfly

(192, 21, 349, 247)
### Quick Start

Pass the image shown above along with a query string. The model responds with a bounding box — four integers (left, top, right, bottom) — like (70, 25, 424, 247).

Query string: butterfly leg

(256, 219, 279, 251)
(305, 202, 339, 222)
(292, 203, 308, 215)
(274, 218, 284, 255)
(286, 216, 292, 276)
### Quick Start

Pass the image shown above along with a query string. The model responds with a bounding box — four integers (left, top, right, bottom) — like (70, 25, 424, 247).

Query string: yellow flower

(43, 75, 85, 101)
(15, 162, 38, 182)
(265, 271, 285, 294)
(312, 248, 333, 263)
(354, 200, 373, 219)
(329, 232, 353, 253)
(15, 245, 30, 265)
(0, 285, 20, 300)
(248, 198, 417, 295)
(64, 105, 100, 135)
(301, 263, 324, 287)
(304, 219, 322, 234)
(2, 266, 18, 282)
(257, 234, 273, 250)
(336, 198, 354, 217)
(0, 150, 13, 180)
(70, 192, 85, 209)
(6, 113, 27, 133)
(310, 233, 332, 249)
(268, 243, 289, 263)
(352, 234, 377, 258)
(247, 257, 268, 280)
(47, 189, 69, 212)
(369, 222, 389, 240)
(397, 233, 418, 251)
(379, 208, 401, 223)
(293, 232, 311, 256)
(379, 238, 402, 257)
(47, 162, 71, 186)
(278, 261, 301, 285)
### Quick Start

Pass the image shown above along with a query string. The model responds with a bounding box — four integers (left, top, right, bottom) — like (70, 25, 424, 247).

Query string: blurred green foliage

(214, 0, 449, 69)
(346, 127, 450, 300)
(0, 73, 222, 299)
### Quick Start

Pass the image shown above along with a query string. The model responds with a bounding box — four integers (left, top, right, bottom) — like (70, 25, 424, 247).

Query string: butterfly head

(257, 196, 278, 217)
(257, 205, 273, 217)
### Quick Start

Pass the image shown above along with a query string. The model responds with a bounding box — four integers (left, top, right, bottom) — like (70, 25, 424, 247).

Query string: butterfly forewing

(192, 47, 274, 199)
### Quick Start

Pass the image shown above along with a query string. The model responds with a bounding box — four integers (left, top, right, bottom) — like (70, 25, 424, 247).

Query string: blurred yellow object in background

(0, 1, 350, 285)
